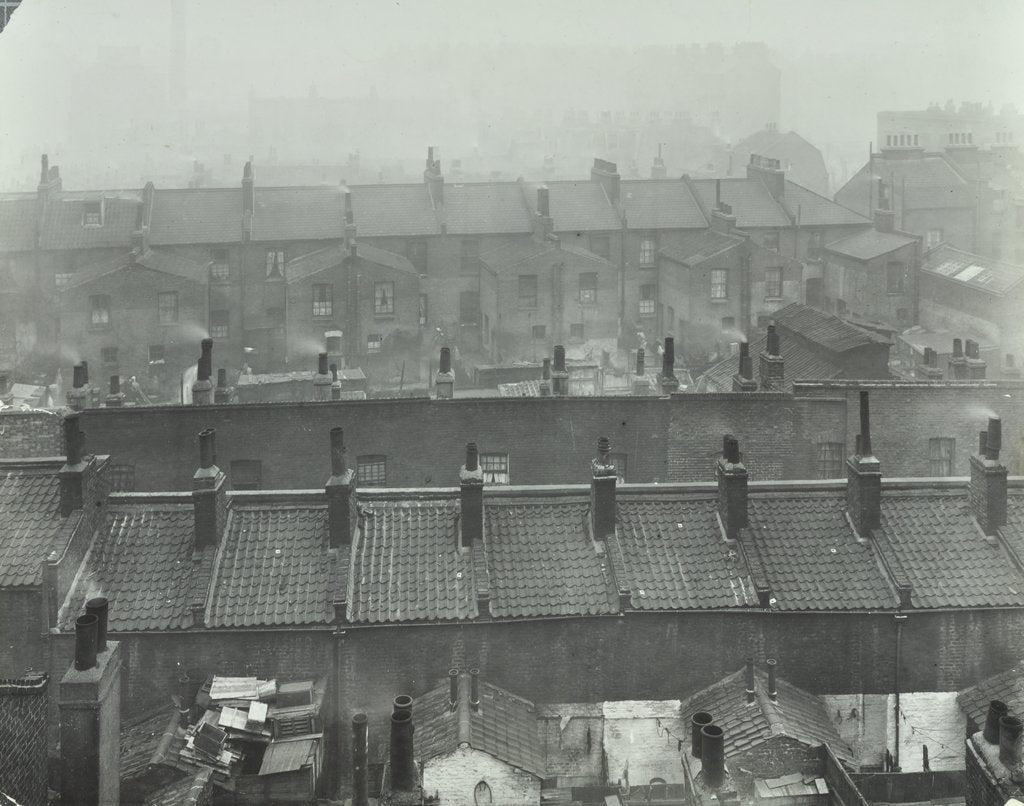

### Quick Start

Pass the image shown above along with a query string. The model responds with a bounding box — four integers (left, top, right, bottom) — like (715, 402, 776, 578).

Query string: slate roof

(40, 194, 141, 250)
(922, 243, 1024, 296)
(660, 230, 743, 266)
(621, 180, 708, 230)
(611, 499, 758, 610)
(348, 184, 438, 237)
(782, 183, 869, 227)
(349, 499, 477, 623)
(284, 245, 345, 283)
(0, 465, 68, 587)
(208, 505, 334, 628)
(484, 499, 618, 618)
(0, 197, 38, 252)
(60, 504, 200, 631)
(64, 248, 209, 290)
(679, 667, 855, 763)
(698, 331, 843, 392)
(149, 189, 241, 245)
(692, 178, 792, 229)
(121, 707, 178, 781)
(825, 229, 918, 261)
(356, 243, 417, 274)
(524, 181, 621, 232)
(252, 186, 345, 242)
(444, 183, 532, 235)
(957, 660, 1024, 729)
(772, 303, 887, 352)
(836, 155, 973, 216)
(480, 237, 611, 274)
(414, 673, 544, 776)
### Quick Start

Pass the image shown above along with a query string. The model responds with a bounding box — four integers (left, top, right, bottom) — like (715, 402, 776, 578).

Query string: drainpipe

(619, 212, 627, 340)
(893, 612, 907, 771)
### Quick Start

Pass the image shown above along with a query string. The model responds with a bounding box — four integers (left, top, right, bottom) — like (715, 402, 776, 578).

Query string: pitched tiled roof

(524, 181, 621, 232)
(64, 248, 209, 290)
(149, 188, 241, 245)
(825, 229, 918, 261)
(0, 465, 67, 586)
(957, 661, 1024, 728)
(621, 180, 708, 230)
(782, 183, 869, 227)
(285, 245, 345, 283)
(741, 495, 896, 610)
(414, 674, 544, 776)
(773, 303, 887, 352)
(679, 667, 855, 763)
(356, 243, 417, 274)
(611, 499, 758, 609)
(121, 707, 178, 781)
(481, 237, 610, 272)
(40, 194, 141, 250)
(0, 197, 38, 252)
(349, 499, 477, 623)
(874, 494, 1024, 609)
(923, 243, 1024, 296)
(444, 183, 532, 235)
(61, 504, 199, 631)
(698, 331, 843, 392)
(692, 178, 792, 228)
(660, 230, 742, 266)
(484, 499, 618, 618)
(252, 186, 345, 242)
(349, 184, 438, 237)
(208, 505, 334, 627)
(836, 155, 973, 216)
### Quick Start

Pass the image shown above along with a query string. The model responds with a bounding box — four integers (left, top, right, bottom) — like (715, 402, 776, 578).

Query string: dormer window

(83, 200, 103, 227)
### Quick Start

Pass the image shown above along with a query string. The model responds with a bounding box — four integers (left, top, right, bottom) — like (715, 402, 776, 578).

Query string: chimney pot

(198, 428, 216, 469)
(766, 658, 778, 702)
(109, 375, 120, 395)
(744, 657, 755, 704)
(701, 724, 726, 788)
(537, 185, 550, 218)
(85, 597, 109, 653)
(73, 363, 87, 389)
(470, 668, 481, 711)
(717, 435, 748, 534)
(662, 337, 675, 376)
(691, 711, 713, 758)
(980, 430, 989, 456)
(985, 700, 1009, 744)
(859, 390, 873, 456)
(318, 352, 329, 376)
(953, 338, 964, 358)
(74, 613, 99, 671)
(636, 348, 645, 376)
(591, 436, 617, 540)
(199, 338, 213, 381)
(330, 427, 348, 475)
(723, 435, 740, 465)
(440, 346, 451, 375)
(542, 357, 551, 379)
(352, 713, 369, 806)
(987, 417, 1002, 460)
(466, 442, 479, 472)
(999, 715, 1023, 768)
(389, 708, 417, 792)
(393, 694, 413, 714)
(217, 368, 227, 387)
(449, 668, 459, 708)
(460, 442, 484, 549)
(766, 324, 780, 357)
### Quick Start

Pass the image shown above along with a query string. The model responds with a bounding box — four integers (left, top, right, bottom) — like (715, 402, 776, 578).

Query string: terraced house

(0, 149, 871, 390)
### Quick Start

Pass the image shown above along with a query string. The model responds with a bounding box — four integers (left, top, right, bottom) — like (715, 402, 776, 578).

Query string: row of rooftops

(0, 151, 870, 253)
(4, 391, 1023, 634)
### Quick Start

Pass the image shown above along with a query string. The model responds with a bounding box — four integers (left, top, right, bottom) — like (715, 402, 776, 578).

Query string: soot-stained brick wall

(0, 410, 64, 458)
(0, 673, 49, 806)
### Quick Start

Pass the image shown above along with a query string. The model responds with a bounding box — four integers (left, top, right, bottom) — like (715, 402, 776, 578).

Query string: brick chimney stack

(633, 348, 651, 396)
(651, 143, 667, 180)
(343, 186, 357, 243)
(313, 352, 333, 401)
(435, 347, 455, 399)
(325, 427, 358, 548)
(732, 342, 757, 392)
(918, 347, 944, 380)
(59, 607, 122, 806)
(104, 374, 124, 408)
(59, 412, 96, 517)
(330, 363, 342, 400)
(67, 362, 91, 411)
(717, 435, 748, 536)
(746, 153, 785, 200)
(965, 339, 987, 379)
(352, 713, 369, 806)
(459, 442, 484, 550)
(552, 345, 570, 396)
(659, 337, 680, 395)
(590, 158, 621, 204)
(539, 357, 553, 397)
(948, 338, 969, 379)
(535, 185, 554, 239)
(846, 391, 881, 534)
(971, 416, 1007, 536)
(759, 324, 785, 389)
(192, 338, 214, 405)
(192, 428, 227, 550)
(591, 437, 617, 541)
(214, 367, 232, 404)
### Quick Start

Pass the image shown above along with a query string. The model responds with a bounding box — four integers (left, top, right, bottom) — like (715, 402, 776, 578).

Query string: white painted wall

(422, 745, 541, 806)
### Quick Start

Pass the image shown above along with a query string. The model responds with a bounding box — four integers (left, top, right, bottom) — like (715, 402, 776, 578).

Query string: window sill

(312, 313, 335, 319)
(639, 264, 657, 270)
(709, 298, 730, 304)
(88, 325, 112, 332)
(763, 297, 784, 303)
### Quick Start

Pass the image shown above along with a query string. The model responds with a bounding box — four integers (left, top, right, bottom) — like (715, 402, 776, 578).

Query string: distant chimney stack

(847, 391, 881, 534)
(744, 657, 756, 705)
(633, 349, 651, 396)
(460, 442, 484, 549)
(469, 669, 481, 711)
(105, 374, 124, 408)
(660, 337, 680, 395)
(539, 357, 553, 397)
(759, 324, 785, 389)
(326, 428, 358, 548)
(965, 339, 987, 379)
(214, 367, 232, 404)
(949, 338, 969, 379)
(590, 158, 621, 204)
(59, 413, 93, 517)
(874, 207, 895, 233)
(67, 362, 90, 410)
(191, 339, 214, 405)
(971, 416, 1007, 536)
(435, 346, 455, 399)
(918, 346, 944, 380)
(717, 435, 748, 535)
(746, 153, 785, 199)
(448, 669, 459, 709)
(591, 437, 617, 541)
(552, 345, 570, 396)
(733, 342, 757, 392)
(313, 352, 332, 401)
(192, 428, 227, 550)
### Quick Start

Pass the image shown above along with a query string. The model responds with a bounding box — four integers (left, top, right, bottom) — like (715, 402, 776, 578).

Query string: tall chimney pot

(352, 713, 369, 806)
(591, 437, 617, 541)
(330, 427, 348, 475)
(691, 712, 713, 758)
(847, 392, 881, 533)
(470, 668, 481, 711)
(859, 390, 873, 456)
(393, 694, 413, 714)
(85, 597, 109, 653)
(554, 345, 566, 372)
(953, 338, 964, 358)
(74, 613, 99, 671)
(999, 715, 1023, 768)
(440, 346, 451, 374)
(701, 724, 726, 788)
(460, 442, 484, 549)
(198, 428, 216, 469)
(109, 375, 120, 395)
(987, 417, 1002, 460)
(449, 668, 459, 708)
(73, 363, 87, 389)
(636, 348, 645, 377)
(985, 700, 1009, 744)
(552, 345, 570, 396)
(64, 413, 83, 466)
(435, 347, 455, 399)
(389, 708, 417, 792)
(766, 658, 778, 702)
(744, 657, 755, 704)
(198, 338, 213, 381)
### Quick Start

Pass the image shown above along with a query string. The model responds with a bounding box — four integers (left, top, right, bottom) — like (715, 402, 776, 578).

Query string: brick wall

(0, 410, 64, 458)
(0, 590, 47, 679)
(422, 746, 540, 806)
(965, 733, 1015, 806)
(0, 673, 49, 806)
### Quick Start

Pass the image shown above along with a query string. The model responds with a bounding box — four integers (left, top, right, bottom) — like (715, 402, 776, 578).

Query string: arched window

(474, 780, 493, 805)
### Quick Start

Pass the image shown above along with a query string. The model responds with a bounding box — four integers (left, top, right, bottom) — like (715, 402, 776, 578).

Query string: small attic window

(83, 200, 103, 227)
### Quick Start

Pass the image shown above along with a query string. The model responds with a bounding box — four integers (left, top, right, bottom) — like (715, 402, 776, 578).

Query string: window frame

(366, 333, 383, 353)
(763, 230, 781, 252)
(764, 267, 783, 299)
(100, 346, 119, 366)
(373, 281, 395, 316)
(210, 248, 230, 281)
(638, 283, 656, 316)
(928, 437, 955, 477)
(89, 294, 111, 327)
(578, 272, 598, 305)
(569, 322, 585, 341)
(518, 274, 539, 309)
(710, 269, 728, 300)
(210, 309, 229, 339)
(639, 235, 656, 267)
(480, 452, 510, 485)
(82, 200, 103, 227)
(312, 283, 334, 318)
(265, 249, 286, 279)
(816, 442, 845, 479)
(157, 291, 179, 324)
(357, 455, 388, 487)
